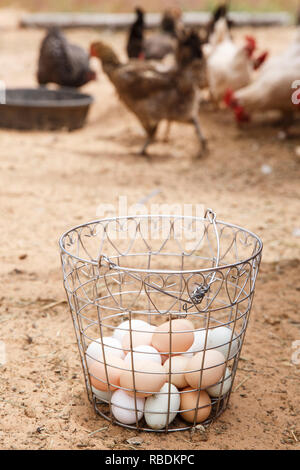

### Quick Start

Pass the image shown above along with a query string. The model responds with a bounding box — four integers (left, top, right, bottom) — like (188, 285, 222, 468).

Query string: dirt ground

(0, 9, 299, 450)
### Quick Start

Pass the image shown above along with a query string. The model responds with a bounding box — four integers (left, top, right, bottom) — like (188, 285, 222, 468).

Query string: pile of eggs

(86, 318, 239, 430)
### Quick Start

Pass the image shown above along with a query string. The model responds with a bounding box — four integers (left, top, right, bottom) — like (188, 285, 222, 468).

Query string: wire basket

(59, 211, 263, 432)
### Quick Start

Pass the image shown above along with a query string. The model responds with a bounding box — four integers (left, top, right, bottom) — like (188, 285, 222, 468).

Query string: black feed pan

(0, 88, 93, 131)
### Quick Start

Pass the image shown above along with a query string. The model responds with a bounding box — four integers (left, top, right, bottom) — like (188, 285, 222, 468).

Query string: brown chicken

(91, 30, 207, 156)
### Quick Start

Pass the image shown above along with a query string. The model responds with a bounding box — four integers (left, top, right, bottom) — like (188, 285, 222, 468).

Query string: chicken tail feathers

(207, 3, 233, 41)
(126, 7, 145, 59)
(212, 3, 229, 23)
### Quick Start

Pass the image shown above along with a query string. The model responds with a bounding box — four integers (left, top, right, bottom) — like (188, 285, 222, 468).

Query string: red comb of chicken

(244, 35, 256, 57)
(90, 44, 96, 57)
(224, 88, 236, 107)
(253, 51, 268, 70)
(87, 70, 97, 81)
(234, 105, 250, 123)
(224, 89, 250, 123)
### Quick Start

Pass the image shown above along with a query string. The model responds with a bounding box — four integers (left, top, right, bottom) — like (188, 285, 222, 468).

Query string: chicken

(204, 18, 267, 104)
(204, 18, 256, 103)
(224, 28, 300, 126)
(126, 7, 181, 61)
(206, 2, 233, 42)
(37, 27, 96, 88)
(91, 30, 207, 156)
(143, 9, 182, 61)
(126, 7, 144, 59)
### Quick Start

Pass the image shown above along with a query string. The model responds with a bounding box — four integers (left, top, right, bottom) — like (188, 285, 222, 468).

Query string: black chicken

(206, 3, 234, 41)
(126, 8, 180, 61)
(37, 27, 96, 88)
(126, 7, 145, 59)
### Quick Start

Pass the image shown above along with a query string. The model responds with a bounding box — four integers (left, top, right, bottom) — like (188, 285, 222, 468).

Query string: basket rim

(59, 214, 263, 274)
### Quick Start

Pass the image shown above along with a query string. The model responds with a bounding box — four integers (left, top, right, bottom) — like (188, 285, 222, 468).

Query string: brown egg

(163, 356, 189, 389)
(89, 354, 125, 392)
(180, 387, 211, 423)
(152, 319, 194, 355)
(120, 360, 167, 398)
(185, 350, 226, 389)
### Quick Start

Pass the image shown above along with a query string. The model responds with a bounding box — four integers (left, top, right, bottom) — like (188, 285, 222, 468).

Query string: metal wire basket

(59, 211, 263, 432)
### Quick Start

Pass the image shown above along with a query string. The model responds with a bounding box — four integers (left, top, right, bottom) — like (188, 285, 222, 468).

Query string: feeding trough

(0, 88, 93, 131)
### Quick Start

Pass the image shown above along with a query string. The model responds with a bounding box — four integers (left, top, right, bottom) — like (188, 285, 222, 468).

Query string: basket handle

(97, 210, 220, 313)
(205, 208, 217, 223)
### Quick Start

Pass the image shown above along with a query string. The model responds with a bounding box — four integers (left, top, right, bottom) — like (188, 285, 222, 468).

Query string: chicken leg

(162, 121, 172, 142)
(192, 116, 207, 157)
(140, 136, 153, 155)
(139, 124, 158, 155)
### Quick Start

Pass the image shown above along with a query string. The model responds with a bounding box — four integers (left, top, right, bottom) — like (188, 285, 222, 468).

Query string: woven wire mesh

(59, 214, 262, 432)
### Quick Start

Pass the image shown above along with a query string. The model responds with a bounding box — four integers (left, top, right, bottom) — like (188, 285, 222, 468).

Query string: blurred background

(0, 0, 299, 452)
(1, 0, 299, 13)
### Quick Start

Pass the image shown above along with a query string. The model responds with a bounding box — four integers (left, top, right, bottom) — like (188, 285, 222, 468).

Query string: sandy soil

(0, 10, 299, 450)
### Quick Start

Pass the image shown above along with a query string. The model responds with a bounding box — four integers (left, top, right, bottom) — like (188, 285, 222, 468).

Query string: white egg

(91, 386, 112, 403)
(124, 345, 162, 367)
(144, 383, 180, 430)
(111, 389, 145, 424)
(113, 319, 155, 343)
(85, 337, 124, 368)
(206, 367, 232, 397)
(182, 329, 209, 358)
(207, 327, 239, 360)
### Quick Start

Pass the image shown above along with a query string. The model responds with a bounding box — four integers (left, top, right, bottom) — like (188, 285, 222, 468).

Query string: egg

(91, 386, 112, 403)
(185, 350, 226, 389)
(161, 353, 171, 364)
(152, 319, 194, 355)
(180, 388, 211, 423)
(120, 360, 167, 398)
(182, 329, 209, 358)
(89, 354, 125, 392)
(163, 356, 189, 389)
(124, 345, 162, 367)
(207, 326, 239, 360)
(122, 323, 156, 353)
(111, 389, 145, 424)
(144, 383, 180, 429)
(85, 337, 124, 368)
(206, 367, 232, 397)
(113, 319, 155, 343)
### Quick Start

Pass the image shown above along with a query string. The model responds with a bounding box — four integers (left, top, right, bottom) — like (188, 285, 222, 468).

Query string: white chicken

(204, 18, 262, 104)
(225, 28, 300, 125)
